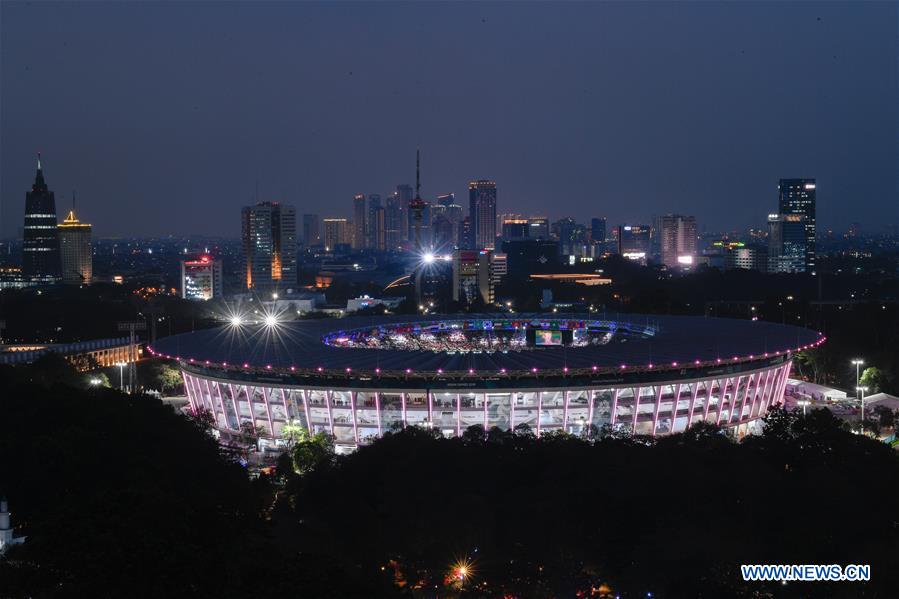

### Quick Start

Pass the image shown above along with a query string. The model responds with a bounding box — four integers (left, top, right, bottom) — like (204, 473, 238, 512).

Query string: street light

(856, 386, 869, 429)
(797, 399, 810, 417)
(851, 358, 864, 390)
(116, 362, 127, 391)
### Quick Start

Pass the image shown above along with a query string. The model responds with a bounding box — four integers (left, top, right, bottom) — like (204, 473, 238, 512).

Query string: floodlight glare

(422, 252, 435, 264)
(230, 315, 243, 326)
(264, 315, 278, 327)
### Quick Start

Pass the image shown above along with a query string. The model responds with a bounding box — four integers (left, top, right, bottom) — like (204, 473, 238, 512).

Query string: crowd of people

(326, 327, 615, 353)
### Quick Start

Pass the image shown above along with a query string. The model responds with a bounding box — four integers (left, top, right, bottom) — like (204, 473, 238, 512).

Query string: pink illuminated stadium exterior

(150, 315, 824, 451)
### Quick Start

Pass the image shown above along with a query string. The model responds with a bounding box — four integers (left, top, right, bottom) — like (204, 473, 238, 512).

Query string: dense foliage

(0, 365, 399, 598)
(283, 412, 898, 598)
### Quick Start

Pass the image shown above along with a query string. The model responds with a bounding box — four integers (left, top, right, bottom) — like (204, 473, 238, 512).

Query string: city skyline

(2, 2, 897, 238)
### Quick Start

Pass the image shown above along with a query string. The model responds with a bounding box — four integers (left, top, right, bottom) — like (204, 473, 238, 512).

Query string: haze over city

(2, 1, 897, 237)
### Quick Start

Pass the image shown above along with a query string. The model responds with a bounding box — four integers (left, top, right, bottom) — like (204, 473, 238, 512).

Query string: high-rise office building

(590, 217, 607, 243)
(352, 194, 367, 250)
(778, 179, 816, 272)
(469, 180, 497, 250)
(396, 184, 413, 243)
(322, 218, 350, 250)
(554, 218, 586, 255)
(501, 218, 530, 241)
(528, 217, 550, 240)
(459, 216, 473, 249)
(659, 214, 698, 268)
(437, 193, 455, 208)
(453, 249, 494, 305)
(366, 194, 383, 250)
(370, 206, 386, 250)
(432, 214, 455, 250)
(241, 201, 297, 290)
(725, 246, 768, 272)
(617, 225, 652, 260)
(57, 208, 92, 285)
(767, 213, 807, 273)
(22, 154, 60, 281)
(302, 214, 320, 246)
(181, 255, 223, 300)
(385, 193, 403, 250)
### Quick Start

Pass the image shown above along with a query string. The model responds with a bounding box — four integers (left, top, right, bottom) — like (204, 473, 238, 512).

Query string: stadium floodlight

(230, 315, 243, 327)
(422, 252, 435, 264)
(264, 314, 278, 327)
(851, 358, 864, 389)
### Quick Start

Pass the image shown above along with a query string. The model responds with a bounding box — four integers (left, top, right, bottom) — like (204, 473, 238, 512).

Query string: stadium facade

(150, 314, 824, 450)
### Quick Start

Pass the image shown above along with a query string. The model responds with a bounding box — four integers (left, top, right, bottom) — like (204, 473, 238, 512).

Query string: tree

(794, 349, 825, 384)
(239, 421, 266, 450)
(513, 423, 535, 438)
(84, 372, 111, 388)
(461, 424, 486, 444)
(186, 406, 216, 435)
(280, 422, 307, 449)
(290, 431, 335, 474)
(148, 362, 184, 394)
(760, 404, 800, 442)
(859, 366, 887, 394)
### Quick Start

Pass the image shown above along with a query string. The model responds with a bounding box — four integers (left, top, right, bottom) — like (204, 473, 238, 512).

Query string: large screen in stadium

(534, 330, 563, 346)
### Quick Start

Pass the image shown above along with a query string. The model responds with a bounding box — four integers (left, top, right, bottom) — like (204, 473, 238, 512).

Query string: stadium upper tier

(150, 313, 823, 377)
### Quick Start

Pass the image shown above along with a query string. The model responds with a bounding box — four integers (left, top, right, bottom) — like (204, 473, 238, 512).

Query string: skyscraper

(241, 201, 297, 291)
(322, 218, 349, 250)
(659, 214, 698, 268)
(528, 217, 550, 240)
(452, 249, 494, 305)
(181, 255, 223, 300)
(767, 213, 807, 273)
(385, 193, 403, 250)
(778, 179, 816, 272)
(302, 213, 320, 247)
(469, 180, 497, 250)
(436, 193, 455, 208)
(554, 218, 586, 255)
(616, 225, 652, 261)
(396, 183, 413, 244)
(22, 154, 60, 281)
(352, 194, 367, 250)
(501, 218, 530, 241)
(590, 217, 607, 244)
(366, 194, 384, 250)
(57, 207, 92, 285)
(369, 202, 386, 251)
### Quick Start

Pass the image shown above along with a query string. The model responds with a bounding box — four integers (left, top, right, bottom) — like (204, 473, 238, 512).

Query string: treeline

(282, 413, 899, 598)
(0, 366, 399, 598)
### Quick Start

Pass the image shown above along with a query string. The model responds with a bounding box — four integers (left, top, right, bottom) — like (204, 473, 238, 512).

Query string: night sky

(1, 1, 897, 238)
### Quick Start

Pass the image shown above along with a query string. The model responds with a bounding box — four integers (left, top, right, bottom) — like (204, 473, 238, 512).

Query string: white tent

(785, 379, 849, 402)
(863, 392, 899, 413)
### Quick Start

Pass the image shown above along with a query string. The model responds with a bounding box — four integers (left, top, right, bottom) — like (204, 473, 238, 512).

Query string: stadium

(149, 314, 824, 451)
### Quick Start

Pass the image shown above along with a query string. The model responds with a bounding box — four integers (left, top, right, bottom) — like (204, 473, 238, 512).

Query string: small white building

(863, 392, 899, 413)
(345, 295, 404, 313)
(785, 379, 848, 402)
(0, 498, 26, 553)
